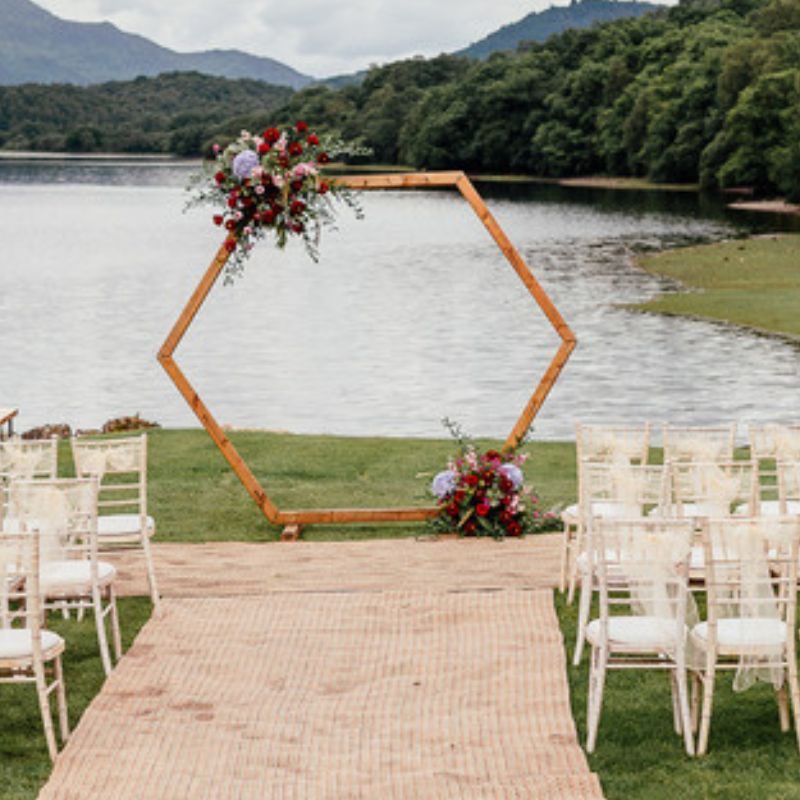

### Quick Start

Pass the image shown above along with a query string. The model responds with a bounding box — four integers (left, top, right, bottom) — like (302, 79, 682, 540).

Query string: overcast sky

(33, 0, 671, 78)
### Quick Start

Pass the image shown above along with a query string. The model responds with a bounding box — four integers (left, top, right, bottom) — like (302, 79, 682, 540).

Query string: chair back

(6, 478, 98, 566)
(577, 423, 651, 465)
(662, 423, 736, 464)
(667, 460, 758, 519)
(0, 528, 43, 637)
(777, 461, 800, 515)
(701, 516, 800, 689)
(591, 517, 695, 644)
(0, 438, 58, 482)
(71, 434, 147, 524)
(580, 461, 667, 521)
(750, 425, 800, 504)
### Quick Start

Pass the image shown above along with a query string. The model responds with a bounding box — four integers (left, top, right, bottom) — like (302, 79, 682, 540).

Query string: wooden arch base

(158, 171, 576, 537)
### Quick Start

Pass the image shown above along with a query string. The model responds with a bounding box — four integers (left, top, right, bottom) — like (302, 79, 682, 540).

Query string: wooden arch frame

(158, 171, 576, 531)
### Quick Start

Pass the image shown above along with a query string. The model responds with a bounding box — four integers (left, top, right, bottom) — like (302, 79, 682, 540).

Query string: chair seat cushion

(692, 618, 787, 649)
(586, 616, 685, 649)
(98, 514, 155, 538)
(0, 628, 64, 660)
(41, 559, 116, 592)
(737, 500, 800, 516)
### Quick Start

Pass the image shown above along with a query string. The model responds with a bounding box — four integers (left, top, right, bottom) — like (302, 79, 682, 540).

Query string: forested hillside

(281, 0, 800, 198)
(1, 0, 797, 199)
(0, 72, 292, 154)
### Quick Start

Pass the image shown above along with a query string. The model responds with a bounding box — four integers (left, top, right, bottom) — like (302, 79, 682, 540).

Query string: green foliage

(280, 0, 800, 197)
(0, 72, 292, 155)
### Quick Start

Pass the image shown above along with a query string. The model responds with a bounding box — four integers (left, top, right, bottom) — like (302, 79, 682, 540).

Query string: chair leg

(140, 534, 160, 610)
(559, 524, 569, 593)
(586, 645, 608, 753)
(567, 522, 584, 605)
(785, 656, 800, 753)
(697, 661, 717, 756)
(54, 654, 70, 743)
(573, 575, 592, 666)
(777, 684, 790, 733)
(690, 672, 701, 734)
(675, 667, 695, 756)
(34, 660, 58, 762)
(669, 673, 682, 735)
(108, 586, 122, 662)
(92, 587, 113, 677)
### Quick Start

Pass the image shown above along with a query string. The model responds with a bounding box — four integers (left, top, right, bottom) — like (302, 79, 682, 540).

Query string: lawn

(632, 234, 800, 339)
(58, 429, 576, 542)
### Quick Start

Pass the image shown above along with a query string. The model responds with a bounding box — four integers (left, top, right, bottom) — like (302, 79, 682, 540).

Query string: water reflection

(0, 157, 798, 440)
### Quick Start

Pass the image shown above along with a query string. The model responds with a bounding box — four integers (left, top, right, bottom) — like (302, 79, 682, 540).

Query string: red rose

(464, 520, 477, 535)
(464, 474, 479, 487)
(317, 152, 330, 164)
(288, 141, 303, 157)
(485, 450, 501, 461)
(507, 521, 522, 537)
(291, 221, 305, 233)
(290, 200, 306, 216)
(278, 154, 290, 168)
(476, 502, 491, 517)
(263, 127, 280, 143)
(258, 142, 270, 154)
(212, 214, 224, 226)
(307, 133, 320, 146)
(296, 120, 309, 133)
(260, 209, 275, 224)
(214, 171, 226, 184)
(453, 490, 465, 504)
(447, 503, 460, 519)
(290, 179, 303, 192)
(224, 219, 236, 231)
(227, 195, 238, 209)
(318, 180, 329, 194)
(224, 238, 236, 253)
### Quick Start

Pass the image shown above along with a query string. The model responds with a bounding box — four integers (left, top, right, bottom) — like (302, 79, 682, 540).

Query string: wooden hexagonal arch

(158, 171, 576, 531)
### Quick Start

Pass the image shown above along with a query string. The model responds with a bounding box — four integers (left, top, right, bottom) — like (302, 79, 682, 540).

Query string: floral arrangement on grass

(188, 121, 366, 279)
(430, 424, 558, 539)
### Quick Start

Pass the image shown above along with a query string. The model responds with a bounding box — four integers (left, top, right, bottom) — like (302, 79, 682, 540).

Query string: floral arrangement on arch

(430, 426, 558, 539)
(188, 121, 366, 279)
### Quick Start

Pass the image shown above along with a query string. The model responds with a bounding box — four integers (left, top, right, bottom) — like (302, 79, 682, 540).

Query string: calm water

(1, 155, 798, 441)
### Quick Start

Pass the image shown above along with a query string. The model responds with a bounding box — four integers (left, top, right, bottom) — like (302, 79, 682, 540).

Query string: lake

(1, 155, 798, 442)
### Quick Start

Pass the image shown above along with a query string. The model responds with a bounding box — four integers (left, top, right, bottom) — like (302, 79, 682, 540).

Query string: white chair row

(560, 422, 800, 595)
(585, 515, 800, 757)
(572, 458, 800, 665)
(0, 434, 159, 607)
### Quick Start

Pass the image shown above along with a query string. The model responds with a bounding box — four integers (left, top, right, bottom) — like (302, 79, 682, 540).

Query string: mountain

(457, 0, 663, 58)
(0, 0, 313, 88)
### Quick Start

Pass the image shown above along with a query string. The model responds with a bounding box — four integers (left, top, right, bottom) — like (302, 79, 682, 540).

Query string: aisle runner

(39, 590, 602, 799)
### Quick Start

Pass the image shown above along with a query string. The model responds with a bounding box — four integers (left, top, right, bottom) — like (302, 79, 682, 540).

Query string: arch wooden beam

(158, 171, 576, 530)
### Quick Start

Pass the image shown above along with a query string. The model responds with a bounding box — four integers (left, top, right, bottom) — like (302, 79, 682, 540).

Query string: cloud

(34, 0, 638, 77)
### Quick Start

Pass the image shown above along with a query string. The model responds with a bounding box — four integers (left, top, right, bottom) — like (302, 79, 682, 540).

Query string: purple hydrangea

(232, 149, 260, 180)
(431, 469, 457, 499)
(498, 463, 524, 489)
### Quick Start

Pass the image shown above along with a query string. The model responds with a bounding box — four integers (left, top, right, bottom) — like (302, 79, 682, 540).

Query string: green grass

(0, 598, 152, 800)
(557, 593, 800, 799)
(632, 234, 800, 339)
(59, 430, 576, 542)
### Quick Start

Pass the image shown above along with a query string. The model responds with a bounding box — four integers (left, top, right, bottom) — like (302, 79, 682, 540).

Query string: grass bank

(631, 234, 800, 340)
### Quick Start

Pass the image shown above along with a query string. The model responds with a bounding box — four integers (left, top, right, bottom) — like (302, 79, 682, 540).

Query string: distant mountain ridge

(0, 0, 313, 88)
(458, 0, 663, 58)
